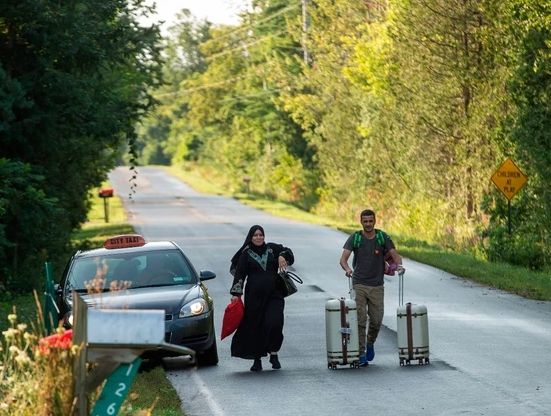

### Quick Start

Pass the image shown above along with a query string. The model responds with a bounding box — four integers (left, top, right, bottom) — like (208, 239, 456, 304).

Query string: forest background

(1, 0, 550, 295)
(138, 0, 551, 272)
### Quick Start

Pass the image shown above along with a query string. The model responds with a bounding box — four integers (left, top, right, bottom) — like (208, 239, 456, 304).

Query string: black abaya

(230, 242, 294, 359)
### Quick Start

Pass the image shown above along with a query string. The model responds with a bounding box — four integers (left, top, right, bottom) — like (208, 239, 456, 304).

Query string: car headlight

(179, 298, 208, 318)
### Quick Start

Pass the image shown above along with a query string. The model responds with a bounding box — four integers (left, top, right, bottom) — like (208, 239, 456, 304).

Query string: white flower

(14, 351, 30, 365)
(16, 324, 27, 332)
(2, 328, 17, 340)
(23, 332, 35, 343)
(7, 314, 17, 324)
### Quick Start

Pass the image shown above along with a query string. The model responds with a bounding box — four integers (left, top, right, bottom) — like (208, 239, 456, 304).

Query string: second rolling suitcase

(396, 271, 430, 365)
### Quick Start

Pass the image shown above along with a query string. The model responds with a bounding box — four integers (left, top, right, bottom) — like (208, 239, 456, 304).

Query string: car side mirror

(199, 270, 216, 281)
(54, 283, 62, 296)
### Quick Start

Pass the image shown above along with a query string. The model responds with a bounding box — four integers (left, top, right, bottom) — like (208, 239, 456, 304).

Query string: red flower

(38, 329, 73, 354)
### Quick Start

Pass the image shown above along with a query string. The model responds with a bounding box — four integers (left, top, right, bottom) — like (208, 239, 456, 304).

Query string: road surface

(109, 166, 551, 416)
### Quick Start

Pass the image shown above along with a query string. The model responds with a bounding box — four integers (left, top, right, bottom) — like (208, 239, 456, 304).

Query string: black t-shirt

(343, 231, 395, 286)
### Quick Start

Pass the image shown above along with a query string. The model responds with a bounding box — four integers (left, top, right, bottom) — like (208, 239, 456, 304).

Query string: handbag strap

(284, 271, 303, 284)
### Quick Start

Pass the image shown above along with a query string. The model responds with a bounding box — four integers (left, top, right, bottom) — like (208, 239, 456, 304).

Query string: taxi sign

(491, 158, 527, 201)
(104, 234, 146, 249)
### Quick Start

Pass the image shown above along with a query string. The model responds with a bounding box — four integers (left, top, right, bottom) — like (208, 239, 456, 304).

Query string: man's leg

(354, 284, 369, 365)
(354, 284, 368, 353)
(365, 285, 384, 361)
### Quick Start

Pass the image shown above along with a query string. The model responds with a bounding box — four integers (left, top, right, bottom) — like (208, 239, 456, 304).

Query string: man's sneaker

(358, 354, 368, 367)
(366, 344, 375, 362)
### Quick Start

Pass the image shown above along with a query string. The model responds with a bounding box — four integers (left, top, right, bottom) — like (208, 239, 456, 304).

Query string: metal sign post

(43, 262, 59, 334)
(91, 358, 142, 416)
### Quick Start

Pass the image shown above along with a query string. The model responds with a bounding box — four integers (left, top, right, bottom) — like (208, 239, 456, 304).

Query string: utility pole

(302, 0, 309, 64)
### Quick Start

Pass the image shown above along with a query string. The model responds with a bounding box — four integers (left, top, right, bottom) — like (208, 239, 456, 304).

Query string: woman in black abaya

(229, 225, 294, 371)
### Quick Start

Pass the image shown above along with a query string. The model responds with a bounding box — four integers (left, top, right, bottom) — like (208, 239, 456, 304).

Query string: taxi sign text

(490, 158, 527, 201)
(104, 234, 146, 249)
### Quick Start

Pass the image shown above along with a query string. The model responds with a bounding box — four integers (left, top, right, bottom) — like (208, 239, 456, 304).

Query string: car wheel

(197, 339, 219, 367)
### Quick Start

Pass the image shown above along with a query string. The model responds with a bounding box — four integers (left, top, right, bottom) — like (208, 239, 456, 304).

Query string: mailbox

(72, 293, 195, 415)
(98, 188, 114, 198)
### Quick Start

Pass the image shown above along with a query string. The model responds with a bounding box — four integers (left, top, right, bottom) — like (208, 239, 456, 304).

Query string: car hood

(79, 285, 200, 314)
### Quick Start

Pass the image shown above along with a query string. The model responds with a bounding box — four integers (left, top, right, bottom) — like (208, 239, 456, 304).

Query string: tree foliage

(0, 0, 163, 290)
(140, 0, 551, 270)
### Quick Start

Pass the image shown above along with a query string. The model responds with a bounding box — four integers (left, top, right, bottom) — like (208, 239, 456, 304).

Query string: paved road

(109, 166, 551, 416)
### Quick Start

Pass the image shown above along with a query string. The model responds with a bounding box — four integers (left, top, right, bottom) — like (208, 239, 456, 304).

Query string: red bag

(221, 298, 244, 340)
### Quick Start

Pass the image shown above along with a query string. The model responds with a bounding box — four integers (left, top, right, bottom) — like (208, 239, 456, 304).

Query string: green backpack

(351, 229, 387, 268)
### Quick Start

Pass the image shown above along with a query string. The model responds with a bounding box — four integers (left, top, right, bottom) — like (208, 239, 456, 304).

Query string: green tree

(0, 0, 162, 290)
(362, 0, 512, 244)
(483, 0, 551, 269)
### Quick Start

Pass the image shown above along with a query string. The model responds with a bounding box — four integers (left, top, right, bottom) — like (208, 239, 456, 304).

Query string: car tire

(197, 339, 219, 367)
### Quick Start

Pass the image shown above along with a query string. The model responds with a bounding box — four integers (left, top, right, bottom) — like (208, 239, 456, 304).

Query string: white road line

(191, 370, 226, 416)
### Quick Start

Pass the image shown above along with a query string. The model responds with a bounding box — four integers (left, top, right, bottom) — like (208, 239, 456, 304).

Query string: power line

(205, 30, 289, 62)
(205, 2, 301, 46)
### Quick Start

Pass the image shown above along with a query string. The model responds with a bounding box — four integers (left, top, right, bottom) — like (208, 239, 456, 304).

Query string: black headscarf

(230, 225, 266, 275)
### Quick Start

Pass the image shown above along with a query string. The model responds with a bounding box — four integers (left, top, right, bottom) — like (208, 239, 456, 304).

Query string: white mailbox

(87, 308, 164, 345)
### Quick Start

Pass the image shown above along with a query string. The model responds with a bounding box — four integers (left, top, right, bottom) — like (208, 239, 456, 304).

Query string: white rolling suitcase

(325, 279, 360, 369)
(396, 270, 430, 365)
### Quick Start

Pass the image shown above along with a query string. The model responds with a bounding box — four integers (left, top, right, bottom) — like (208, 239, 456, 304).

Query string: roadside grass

(123, 366, 182, 416)
(166, 164, 551, 302)
(1, 185, 184, 416)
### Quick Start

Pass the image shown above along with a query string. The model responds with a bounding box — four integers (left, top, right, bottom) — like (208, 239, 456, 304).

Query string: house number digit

(115, 382, 127, 397)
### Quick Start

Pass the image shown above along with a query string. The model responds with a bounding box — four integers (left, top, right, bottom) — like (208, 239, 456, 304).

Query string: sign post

(490, 158, 528, 234)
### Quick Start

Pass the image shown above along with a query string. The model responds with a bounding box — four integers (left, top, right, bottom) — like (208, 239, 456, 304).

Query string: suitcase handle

(348, 276, 355, 299)
(398, 270, 405, 306)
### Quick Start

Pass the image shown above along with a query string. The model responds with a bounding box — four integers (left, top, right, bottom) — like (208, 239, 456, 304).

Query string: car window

(67, 250, 195, 291)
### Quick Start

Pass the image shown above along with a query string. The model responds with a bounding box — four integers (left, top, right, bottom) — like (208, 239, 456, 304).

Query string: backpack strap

(375, 229, 387, 253)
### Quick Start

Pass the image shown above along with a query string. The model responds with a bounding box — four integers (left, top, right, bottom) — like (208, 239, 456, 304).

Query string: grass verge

(166, 164, 551, 301)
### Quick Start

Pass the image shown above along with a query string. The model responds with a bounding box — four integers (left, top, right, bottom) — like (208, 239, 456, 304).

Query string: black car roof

(74, 241, 180, 259)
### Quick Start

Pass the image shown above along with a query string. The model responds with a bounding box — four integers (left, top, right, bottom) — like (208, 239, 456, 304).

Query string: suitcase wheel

(328, 363, 337, 370)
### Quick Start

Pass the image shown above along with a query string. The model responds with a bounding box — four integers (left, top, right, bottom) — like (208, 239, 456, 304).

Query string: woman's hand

(278, 255, 288, 271)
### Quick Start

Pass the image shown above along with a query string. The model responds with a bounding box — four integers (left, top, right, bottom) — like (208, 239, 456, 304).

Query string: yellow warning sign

(491, 158, 527, 201)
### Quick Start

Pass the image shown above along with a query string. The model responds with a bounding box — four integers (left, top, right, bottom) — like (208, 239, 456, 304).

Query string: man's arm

(388, 248, 405, 272)
(340, 249, 354, 277)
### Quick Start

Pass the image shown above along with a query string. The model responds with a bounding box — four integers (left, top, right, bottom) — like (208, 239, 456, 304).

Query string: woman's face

(251, 229, 265, 246)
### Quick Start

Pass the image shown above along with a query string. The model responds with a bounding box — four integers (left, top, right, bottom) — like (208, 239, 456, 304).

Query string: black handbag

(278, 270, 303, 297)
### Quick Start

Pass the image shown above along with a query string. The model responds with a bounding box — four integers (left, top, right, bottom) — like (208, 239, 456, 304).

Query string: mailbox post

(98, 188, 114, 223)
(72, 293, 195, 416)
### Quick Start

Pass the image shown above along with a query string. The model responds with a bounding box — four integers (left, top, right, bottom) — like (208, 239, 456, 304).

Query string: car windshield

(66, 249, 196, 291)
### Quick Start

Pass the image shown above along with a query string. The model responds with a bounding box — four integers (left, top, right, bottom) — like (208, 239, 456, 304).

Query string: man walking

(339, 209, 404, 366)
